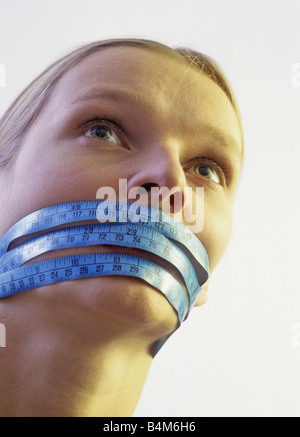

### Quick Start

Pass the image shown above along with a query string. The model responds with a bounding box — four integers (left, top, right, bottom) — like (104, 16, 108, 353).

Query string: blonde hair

(0, 38, 243, 168)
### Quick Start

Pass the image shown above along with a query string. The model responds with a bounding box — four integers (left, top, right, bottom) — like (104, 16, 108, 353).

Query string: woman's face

(0, 47, 242, 336)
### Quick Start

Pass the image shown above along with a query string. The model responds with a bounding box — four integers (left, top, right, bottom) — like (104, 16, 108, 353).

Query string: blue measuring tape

(0, 200, 209, 353)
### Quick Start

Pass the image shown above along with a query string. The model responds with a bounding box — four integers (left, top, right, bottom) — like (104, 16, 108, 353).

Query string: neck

(0, 295, 154, 417)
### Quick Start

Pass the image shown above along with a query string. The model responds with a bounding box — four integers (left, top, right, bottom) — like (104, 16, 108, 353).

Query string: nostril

(141, 183, 159, 192)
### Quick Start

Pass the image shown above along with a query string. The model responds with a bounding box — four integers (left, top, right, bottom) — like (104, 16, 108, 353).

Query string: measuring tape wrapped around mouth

(0, 201, 209, 353)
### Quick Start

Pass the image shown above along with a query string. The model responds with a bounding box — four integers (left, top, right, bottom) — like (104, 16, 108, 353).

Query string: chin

(29, 275, 180, 342)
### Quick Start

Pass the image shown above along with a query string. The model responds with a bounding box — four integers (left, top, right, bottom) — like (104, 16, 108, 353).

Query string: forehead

(50, 46, 242, 153)
(61, 46, 204, 99)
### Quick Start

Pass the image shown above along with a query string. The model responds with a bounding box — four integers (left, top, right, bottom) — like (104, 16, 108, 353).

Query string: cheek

(201, 196, 233, 272)
(4, 144, 124, 232)
(2, 152, 78, 230)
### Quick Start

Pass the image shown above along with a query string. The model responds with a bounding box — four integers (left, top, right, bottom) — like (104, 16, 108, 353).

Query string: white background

(0, 0, 299, 417)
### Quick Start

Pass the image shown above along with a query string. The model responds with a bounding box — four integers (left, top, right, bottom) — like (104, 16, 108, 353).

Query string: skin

(0, 46, 242, 417)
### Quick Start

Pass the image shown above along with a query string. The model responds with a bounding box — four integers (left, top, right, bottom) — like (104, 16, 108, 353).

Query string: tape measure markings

(0, 222, 200, 306)
(0, 201, 210, 352)
(0, 252, 188, 323)
(0, 201, 209, 275)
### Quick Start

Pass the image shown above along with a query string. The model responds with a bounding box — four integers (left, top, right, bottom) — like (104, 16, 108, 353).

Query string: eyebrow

(72, 86, 148, 109)
(198, 124, 243, 162)
(72, 86, 243, 160)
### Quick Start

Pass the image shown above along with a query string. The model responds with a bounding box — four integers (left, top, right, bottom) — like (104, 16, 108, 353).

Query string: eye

(194, 164, 220, 183)
(188, 158, 225, 185)
(85, 123, 120, 144)
(83, 118, 124, 146)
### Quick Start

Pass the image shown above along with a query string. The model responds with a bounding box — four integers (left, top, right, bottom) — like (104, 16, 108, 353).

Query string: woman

(0, 38, 243, 416)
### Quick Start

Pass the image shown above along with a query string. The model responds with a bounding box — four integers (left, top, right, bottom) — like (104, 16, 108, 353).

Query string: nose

(127, 144, 187, 214)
